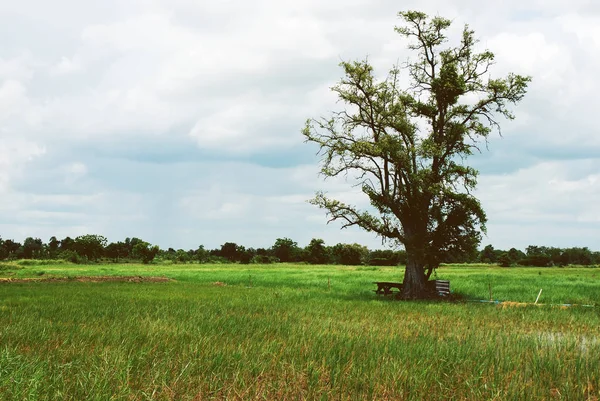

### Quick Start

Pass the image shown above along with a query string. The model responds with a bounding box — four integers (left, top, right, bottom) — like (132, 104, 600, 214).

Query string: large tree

(303, 11, 530, 298)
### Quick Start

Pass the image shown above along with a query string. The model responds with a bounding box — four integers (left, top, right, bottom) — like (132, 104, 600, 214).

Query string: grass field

(1, 261, 599, 400)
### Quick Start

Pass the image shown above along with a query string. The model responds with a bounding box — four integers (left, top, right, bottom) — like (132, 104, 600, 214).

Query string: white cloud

(1, 0, 599, 251)
(0, 139, 46, 192)
(0, 80, 29, 121)
(477, 160, 600, 248)
(487, 32, 567, 80)
(63, 162, 88, 184)
(0, 55, 35, 81)
(52, 56, 82, 75)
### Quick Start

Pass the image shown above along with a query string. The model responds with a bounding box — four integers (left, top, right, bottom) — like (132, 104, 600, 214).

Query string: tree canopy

(303, 10, 531, 298)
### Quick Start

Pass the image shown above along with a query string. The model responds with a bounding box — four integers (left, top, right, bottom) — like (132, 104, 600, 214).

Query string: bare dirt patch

(0, 276, 172, 284)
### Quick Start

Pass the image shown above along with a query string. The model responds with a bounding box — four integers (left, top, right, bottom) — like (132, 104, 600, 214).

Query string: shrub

(15, 259, 70, 266)
(497, 253, 513, 267)
(518, 255, 552, 267)
(0, 262, 22, 271)
(59, 250, 89, 264)
(250, 255, 279, 264)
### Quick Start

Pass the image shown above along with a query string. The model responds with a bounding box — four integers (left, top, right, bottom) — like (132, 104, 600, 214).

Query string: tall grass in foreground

(1, 263, 599, 400)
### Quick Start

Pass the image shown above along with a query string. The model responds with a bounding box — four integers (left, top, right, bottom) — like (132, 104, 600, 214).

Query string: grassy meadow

(1, 261, 599, 400)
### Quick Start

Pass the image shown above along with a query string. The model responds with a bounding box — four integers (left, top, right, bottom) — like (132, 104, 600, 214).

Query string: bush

(206, 256, 233, 264)
(497, 253, 513, 267)
(368, 257, 398, 266)
(60, 250, 89, 264)
(132, 243, 159, 264)
(250, 255, 279, 264)
(518, 255, 552, 267)
(0, 262, 22, 271)
(15, 259, 70, 266)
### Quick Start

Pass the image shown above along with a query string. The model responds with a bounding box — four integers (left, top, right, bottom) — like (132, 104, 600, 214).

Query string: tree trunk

(401, 256, 427, 299)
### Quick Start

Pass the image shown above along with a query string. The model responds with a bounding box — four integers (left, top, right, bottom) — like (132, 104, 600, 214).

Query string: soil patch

(0, 276, 171, 284)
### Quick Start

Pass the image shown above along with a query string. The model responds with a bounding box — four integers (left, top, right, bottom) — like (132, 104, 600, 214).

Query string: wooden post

(535, 288, 543, 304)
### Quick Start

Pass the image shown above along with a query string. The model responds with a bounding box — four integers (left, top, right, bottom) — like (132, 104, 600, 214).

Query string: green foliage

(497, 253, 513, 267)
(303, 10, 530, 297)
(508, 247, 525, 263)
(2, 234, 598, 271)
(330, 243, 369, 265)
(47, 236, 60, 256)
(219, 242, 240, 262)
(206, 255, 235, 264)
(305, 238, 330, 264)
(0, 238, 21, 260)
(479, 245, 497, 263)
(58, 250, 88, 264)
(519, 255, 553, 267)
(105, 241, 129, 262)
(74, 234, 107, 261)
(132, 242, 160, 264)
(272, 238, 302, 263)
(250, 255, 280, 264)
(368, 249, 406, 266)
(22, 237, 44, 259)
(194, 245, 209, 263)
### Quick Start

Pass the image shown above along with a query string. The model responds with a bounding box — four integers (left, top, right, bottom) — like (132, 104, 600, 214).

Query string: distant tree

(561, 247, 593, 266)
(48, 236, 60, 258)
(518, 246, 552, 266)
(368, 249, 402, 266)
(124, 237, 145, 258)
(194, 245, 209, 263)
(302, 11, 530, 297)
(271, 238, 300, 263)
(479, 245, 497, 263)
(105, 242, 129, 262)
(73, 235, 107, 261)
(525, 245, 546, 257)
(519, 255, 552, 267)
(256, 248, 269, 256)
(219, 242, 243, 262)
(507, 248, 524, 264)
(60, 237, 75, 252)
(305, 238, 330, 264)
(0, 237, 5, 260)
(593, 251, 600, 265)
(22, 237, 44, 259)
(250, 247, 278, 264)
(238, 247, 255, 264)
(105, 242, 119, 262)
(0, 239, 22, 260)
(175, 249, 191, 263)
(330, 243, 369, 266)
(497, 252, 512, 267)
(132, 242, 160, 264)
(161, 248, 177, 261)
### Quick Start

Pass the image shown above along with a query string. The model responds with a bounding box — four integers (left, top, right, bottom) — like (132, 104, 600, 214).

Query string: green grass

(1, 262, 599, 400)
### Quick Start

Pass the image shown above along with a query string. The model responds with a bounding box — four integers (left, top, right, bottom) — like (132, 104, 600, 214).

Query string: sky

(1, 0, 599, 251)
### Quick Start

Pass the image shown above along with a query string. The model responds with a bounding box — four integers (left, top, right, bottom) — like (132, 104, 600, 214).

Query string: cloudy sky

(1, 0, 599, 251)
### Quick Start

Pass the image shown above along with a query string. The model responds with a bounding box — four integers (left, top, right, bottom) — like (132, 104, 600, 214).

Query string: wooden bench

(373, 281, 403, 296)
(374, 280, 450, 297)
(426, 280, 451, 297)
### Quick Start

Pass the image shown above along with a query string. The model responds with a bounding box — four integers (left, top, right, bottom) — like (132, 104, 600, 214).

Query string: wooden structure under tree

(373, 282, 403, 296)
(373, 280, 450, 297)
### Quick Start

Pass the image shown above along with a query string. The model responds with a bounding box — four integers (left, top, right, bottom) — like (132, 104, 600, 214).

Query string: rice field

(1, 261, 599, 400)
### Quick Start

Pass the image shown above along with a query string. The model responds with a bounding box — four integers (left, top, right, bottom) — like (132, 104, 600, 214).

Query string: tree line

(0, 235, 598, 267)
